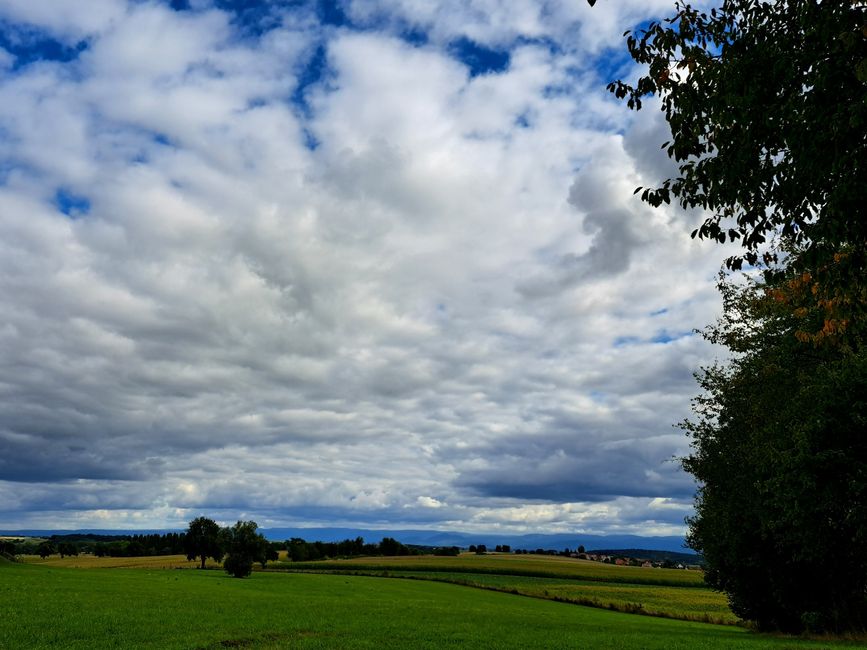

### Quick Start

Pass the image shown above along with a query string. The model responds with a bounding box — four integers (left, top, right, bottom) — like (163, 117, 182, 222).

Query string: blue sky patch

(593, 46, 635, 86)
(514, 35, 561, 55)
(316, 0, 350, 27)
(292, 43, 329, 117)
(650, 330, 693, 344)
(301, 127, 320, 150)
(448, 37, 510, 77)
(168, 0, 300, 37)
(398, 25, 428, 47)
(54, 189, 91, 218)
(0, 24, 87, 71)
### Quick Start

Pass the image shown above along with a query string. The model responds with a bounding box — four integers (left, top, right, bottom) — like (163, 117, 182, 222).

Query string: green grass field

(272, 553, 732, 623)
(304, 569, 737, 624)
(2, 560, 865, 649)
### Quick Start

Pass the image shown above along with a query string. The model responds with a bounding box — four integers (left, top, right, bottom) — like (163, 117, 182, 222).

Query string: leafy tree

(222, 520, 269, 578)
(433, 546, 460, 556)
(184, 517, 224, 570)
(591, 0, 867, 633)
(595, 0, 867, 342)
(0, 540, 16, 560)
(286, 537, 310, 562)
(57, 542, 79, 559)
(378, 537, 409, 556)
(37, 542, 55, 559)
(682, 276, 867, 632)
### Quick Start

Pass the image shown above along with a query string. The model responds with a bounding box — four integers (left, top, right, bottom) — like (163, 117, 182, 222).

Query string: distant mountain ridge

(259, 528, 694, 554)
(0, 527, 693, 554)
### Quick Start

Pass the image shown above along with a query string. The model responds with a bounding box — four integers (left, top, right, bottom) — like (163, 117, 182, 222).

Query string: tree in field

(286, 537, 310, 562)
(222, 520, 269, 578)
(37, 541, 55, 559)
(57, 542, 78, 559)
(590, 0, 867, 632)
(184, 516, 224, 570)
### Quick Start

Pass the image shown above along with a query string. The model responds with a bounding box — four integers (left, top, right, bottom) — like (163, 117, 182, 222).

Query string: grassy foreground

(1, 561, 863, 649)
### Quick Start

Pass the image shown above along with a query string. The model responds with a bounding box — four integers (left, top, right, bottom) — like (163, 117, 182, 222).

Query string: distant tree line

(2, 533, 187, 559)
(3, 527, 461, 568)
(512, 547, 574, 556)
(280, 536, 459, 561)
(0, 540, 17, 560)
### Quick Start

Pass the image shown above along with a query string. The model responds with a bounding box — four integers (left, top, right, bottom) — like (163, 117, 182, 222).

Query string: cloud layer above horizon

(0, 0, 727, 536)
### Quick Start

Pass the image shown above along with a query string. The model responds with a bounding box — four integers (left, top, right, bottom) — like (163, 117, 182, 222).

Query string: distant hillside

(258, 528, 693, 554)
(0, 527, 694, 555)
(0, 529, 181, 538)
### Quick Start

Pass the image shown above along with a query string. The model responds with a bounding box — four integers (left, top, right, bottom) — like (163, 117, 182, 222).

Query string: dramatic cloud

(0, 0, 728, 536)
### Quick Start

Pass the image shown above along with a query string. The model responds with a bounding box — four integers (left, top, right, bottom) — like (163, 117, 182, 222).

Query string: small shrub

(224, 554, 254, 578)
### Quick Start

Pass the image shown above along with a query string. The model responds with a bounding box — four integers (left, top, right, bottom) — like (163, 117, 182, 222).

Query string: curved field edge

(275, 568, 737, 625)
(19, 552, 704, 587)
(272, 554, 705, 587)
(1, 563, 863, 650)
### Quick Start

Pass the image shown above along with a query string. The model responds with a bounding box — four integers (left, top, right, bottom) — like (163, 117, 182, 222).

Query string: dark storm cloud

(0, 437, 160, 483)
(455, 434, 694, 502)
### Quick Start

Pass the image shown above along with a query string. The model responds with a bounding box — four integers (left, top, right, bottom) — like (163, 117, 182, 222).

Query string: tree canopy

(184, 516, 224, 570)
(601, 0, 867, 343)
(594, 0, 867, 633)
(682, 276, 867, 632)
(222, 520, 270, 578)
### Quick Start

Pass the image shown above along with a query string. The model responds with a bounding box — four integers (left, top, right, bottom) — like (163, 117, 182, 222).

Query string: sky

(0, 0, 731, 536)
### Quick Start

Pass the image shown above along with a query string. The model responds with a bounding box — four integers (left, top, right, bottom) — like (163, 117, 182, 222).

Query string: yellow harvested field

(289, 553, 705, 586)
(20, 554, 220, 570)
